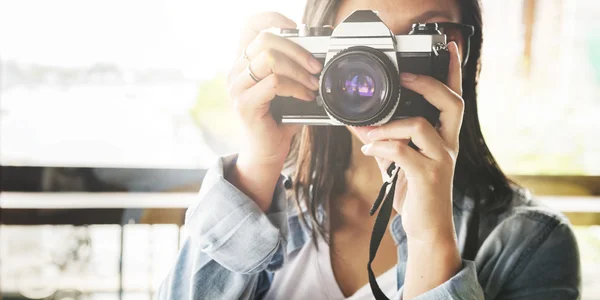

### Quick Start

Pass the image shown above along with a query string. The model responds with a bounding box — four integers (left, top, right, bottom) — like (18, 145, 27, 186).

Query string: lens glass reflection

(322, 52, 390, 122)
(344, 73, 375, 97)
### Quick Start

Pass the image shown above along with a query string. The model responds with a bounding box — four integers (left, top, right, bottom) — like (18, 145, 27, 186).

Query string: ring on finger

(246, 63, 261, 83)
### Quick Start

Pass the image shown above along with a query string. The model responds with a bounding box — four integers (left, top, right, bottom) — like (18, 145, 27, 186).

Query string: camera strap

(367, 163, 400, 300)
(366, 163, 481, 300)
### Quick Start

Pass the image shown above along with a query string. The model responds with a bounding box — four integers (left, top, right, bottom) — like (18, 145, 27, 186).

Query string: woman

(158, 0, 581, 299)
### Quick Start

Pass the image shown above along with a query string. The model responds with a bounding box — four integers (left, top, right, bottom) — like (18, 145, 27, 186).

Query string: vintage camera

(270, 10, 449, 127)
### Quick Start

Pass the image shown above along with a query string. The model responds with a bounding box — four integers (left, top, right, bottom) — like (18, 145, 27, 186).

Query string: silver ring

(241, 47, 251, 62)
(246, 64, 261, 83)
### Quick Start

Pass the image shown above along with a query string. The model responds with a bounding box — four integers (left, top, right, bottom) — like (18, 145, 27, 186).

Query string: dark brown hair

(286, 0, 514, 238)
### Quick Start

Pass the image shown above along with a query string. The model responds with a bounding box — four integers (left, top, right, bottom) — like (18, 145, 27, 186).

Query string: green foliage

(191, 72, 230, 114)
(190, 72, 239, 135)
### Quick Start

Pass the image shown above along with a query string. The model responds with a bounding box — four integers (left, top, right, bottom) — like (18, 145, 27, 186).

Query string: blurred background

(0, 0, 599, 299)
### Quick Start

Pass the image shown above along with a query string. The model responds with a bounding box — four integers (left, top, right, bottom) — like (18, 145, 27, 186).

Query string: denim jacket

(157, 155, 581, 299)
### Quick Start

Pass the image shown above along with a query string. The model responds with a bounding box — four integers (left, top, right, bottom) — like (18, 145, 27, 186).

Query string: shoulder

(492, 185, 573, 239)
(470, 184, 575, 252)
(476, 186, 580, 298)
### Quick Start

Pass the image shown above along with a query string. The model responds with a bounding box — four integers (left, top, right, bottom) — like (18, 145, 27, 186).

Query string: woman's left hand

(355, 41, 464, 244)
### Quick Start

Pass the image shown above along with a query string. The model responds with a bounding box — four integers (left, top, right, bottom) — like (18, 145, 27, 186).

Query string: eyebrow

(408, 9, 456, 25)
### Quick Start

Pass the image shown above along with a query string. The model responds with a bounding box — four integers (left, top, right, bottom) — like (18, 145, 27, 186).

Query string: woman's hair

(286, 0, 514, 237)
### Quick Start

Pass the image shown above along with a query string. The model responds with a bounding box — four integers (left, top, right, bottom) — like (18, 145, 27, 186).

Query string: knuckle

(293, 66, 306, 79)
(455, 96, 465, 111)
(263, 49, 278, 71)
(257, 31, 273, 44)
(424, 160, 445, 183)
(412, 117, 429, 133)
(233, 96, 245, 113)
(429, 166, 444, 184)
(264, 48, 278, 61)
(393, 141, 407, 155)
(447, 92, 464, 110)
(303, 72, 314, 84)
(268, 74, 282, 89)
(303, 52, 315, 63)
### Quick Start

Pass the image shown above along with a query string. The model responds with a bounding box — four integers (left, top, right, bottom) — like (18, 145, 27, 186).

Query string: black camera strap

(367, 163, 481, 300)
(367, 163, 400, 300)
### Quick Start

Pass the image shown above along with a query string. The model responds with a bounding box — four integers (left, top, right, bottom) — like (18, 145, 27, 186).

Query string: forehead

(334, 0, 460, 34)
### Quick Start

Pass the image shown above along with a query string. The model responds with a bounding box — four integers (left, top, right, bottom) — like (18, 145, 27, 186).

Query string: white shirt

(265, 233, 397, 300)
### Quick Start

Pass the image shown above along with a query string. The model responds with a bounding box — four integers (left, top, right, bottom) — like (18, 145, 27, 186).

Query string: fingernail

(309, 58, 322, 74)
(310, 76, 319, 90)
(306, 90, 316, 100)
(361, 144, 371, 154)
(400, 73, 417, 82)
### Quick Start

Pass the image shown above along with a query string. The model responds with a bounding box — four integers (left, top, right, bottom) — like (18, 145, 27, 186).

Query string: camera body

(270, 10, 449, 127)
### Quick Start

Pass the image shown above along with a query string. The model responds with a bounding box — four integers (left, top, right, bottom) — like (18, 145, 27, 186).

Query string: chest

(329, 222, 398, 297)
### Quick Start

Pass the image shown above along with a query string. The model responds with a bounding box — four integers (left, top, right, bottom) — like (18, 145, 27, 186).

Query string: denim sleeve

(392, 260, 484, 300)
(494, 221, 580, 300)
(393, 212, 580, 300)
(157, 154, 288, 299)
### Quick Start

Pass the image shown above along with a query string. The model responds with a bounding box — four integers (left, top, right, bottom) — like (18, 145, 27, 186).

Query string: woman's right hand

(226, 12, 322, 211)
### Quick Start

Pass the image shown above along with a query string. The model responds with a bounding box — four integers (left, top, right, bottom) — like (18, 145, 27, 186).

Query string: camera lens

(343, 72, 375, 98)
(320, 46, 399, 126)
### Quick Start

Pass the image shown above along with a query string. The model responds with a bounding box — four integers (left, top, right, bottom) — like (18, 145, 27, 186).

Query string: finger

(282, 124, 302, 141)
(243, 49, 319, 91)
(227, 56, 249, 87)
(348, 125, 377, 145)
(245, 31, 322, 74)
(361, 140, 427, 176)
(399, 73, 464, 146)
(235, 74, 315, 117)
(228, 55, 317, 97)
(367, 117, 447, 161)
(446, 41, 463, 96)
(374, 156, 393, 179)
(392, 170, 407, 213)
(237, 12, 297, 55)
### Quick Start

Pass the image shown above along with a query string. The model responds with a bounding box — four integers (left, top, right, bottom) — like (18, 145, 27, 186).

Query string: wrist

(407, 231, 461, 273)
(238, 146, 289, 166)
(228, 153, 285, 213)
(236, 151, 286, 175)
(404, 230, 461, 299)
(407, 231, 459, 254)
(405, 224, 457, 245)
(406, 223, 461, 270)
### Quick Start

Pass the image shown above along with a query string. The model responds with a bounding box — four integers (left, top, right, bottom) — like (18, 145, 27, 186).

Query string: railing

(2, 175, 600, 299)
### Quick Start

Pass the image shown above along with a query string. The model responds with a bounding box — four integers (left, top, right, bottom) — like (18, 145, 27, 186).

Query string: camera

(270, 10, 449, 127)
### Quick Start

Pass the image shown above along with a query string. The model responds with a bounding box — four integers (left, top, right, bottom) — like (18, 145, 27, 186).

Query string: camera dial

(409, 23, 442, 35)
(309, 26, 334, 36)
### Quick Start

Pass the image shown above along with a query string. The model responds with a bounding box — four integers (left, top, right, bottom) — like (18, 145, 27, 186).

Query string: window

(478, 0, 600, 175)
(0, 0, 304, 169)
(1, 1, 598, 299)
(3, 0, 597, 174)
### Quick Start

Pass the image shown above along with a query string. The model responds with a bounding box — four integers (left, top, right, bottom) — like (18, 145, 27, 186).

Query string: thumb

(282, 124, 301, 141)
(374, 156, 393, 182)
(446, 41, 463, 96)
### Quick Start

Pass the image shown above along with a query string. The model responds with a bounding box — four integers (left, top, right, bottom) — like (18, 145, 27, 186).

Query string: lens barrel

(319, 46, 399, 126)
